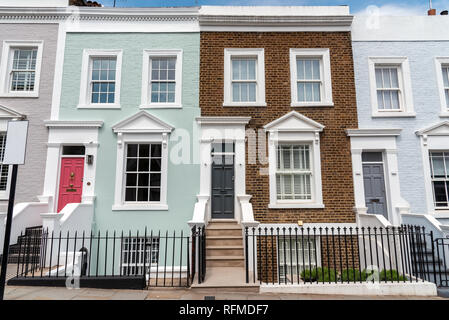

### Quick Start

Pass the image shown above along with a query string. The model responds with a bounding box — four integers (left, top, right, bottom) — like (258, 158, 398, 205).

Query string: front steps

(0, 226, 44, 264)
(192, 220, 259, 293)
(206, 220, 244, 268)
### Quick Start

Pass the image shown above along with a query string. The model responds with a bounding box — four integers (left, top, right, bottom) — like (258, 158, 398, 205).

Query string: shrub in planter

(340, 268, 365, 281)
(300, 267, 337, 282)
(379, 269, 407, 282)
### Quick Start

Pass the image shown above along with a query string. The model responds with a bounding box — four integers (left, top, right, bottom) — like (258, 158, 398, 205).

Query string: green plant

(379, 269, 407, 282)
(340, 268, 365, 281)
(300, 267, 337, 282)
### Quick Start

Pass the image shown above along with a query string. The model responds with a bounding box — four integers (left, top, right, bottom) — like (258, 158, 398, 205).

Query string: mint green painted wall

(59, 33, 200, 233)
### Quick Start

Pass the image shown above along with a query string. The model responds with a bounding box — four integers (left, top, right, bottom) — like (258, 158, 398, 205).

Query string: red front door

(57, 157, 85, 212)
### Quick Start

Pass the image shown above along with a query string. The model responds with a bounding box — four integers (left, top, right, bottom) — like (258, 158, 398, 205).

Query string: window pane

(375, 68, 383, 88)
(445, 89, 449, 108)
(443, 67, 449, 87)
(151, 145, 161, 157)
(297, 83, 305, 102)
(377, 91, 384, 109)
(283, 175, 292, 197)
(433, 181, 448, 207)
(305, 83, 313, 101)
(391, 91, 400, 109)
(125, 188, 137, 201)
(297, 59, 304, 80)
(304, 60, 312, 79)
(126, 173, 137, 186)
(150, 188, 161, 201)
(312, 60, 320, 80)
(312, 83, 320, 101)
(137, 188, 148, 201)
(390, 68, 399, 88)
(127, 144, 138, 157)
(431, 154, 445, 177)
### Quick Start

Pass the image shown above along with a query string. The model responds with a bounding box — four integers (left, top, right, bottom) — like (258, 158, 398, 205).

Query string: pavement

(3, 285, 448, 300)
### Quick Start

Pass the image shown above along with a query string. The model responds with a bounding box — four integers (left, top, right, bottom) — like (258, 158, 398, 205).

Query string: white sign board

(3, 120, 29, 165)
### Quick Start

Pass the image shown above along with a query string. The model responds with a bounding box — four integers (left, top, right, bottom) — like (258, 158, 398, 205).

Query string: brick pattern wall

(200, 32, 358, 223)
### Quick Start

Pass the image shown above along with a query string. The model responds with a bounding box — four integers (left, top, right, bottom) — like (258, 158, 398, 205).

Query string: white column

(41, 144, 61, 212)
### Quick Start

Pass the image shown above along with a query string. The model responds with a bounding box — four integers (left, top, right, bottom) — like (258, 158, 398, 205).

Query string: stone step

(206, 246, 244, 257)
(208, 219, 239, 224)
(206, 228, 242, 237)
(206, 255, 245, 267)
(207, 236, 243, 247)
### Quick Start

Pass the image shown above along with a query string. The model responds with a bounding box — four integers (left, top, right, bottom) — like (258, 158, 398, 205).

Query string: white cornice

(196, 116, 251, 125)
(44, 120, 103, 128)
(0, 7, 199, 23)
(199, 15, 353, 28)
(346, 128, 402, 137)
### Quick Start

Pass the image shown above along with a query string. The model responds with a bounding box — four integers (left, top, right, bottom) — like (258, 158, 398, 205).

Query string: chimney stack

(428, 8, 437, 15)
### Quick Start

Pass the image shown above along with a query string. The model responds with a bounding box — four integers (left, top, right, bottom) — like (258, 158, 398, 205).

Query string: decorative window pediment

(264, 110, 325, 133)
(0, 104, 25, 119)
(416, 121, 449, 136)
(112, 111, 172, 211)
(112, 110, 174, 134)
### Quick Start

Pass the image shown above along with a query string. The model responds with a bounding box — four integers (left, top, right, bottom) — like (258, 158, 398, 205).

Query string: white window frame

(368, 57, 415, 118)
(434, 57, 449, 117)
(121, 236, 160, 276)
(223, 48, 266, 107)
(140, 49, 183, 109)
(0, 40, 43, 98)
(278, 235, 320, 283)
(290, 48, 333, 107)
(78, 49, 122, 109)
(123, 142, 163, 205)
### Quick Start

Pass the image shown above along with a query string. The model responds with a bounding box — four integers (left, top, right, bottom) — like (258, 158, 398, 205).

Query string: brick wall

(200, 32, 358, 223)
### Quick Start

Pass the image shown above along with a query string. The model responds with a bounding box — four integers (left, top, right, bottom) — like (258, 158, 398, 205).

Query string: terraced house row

(0, 0, 448, 295)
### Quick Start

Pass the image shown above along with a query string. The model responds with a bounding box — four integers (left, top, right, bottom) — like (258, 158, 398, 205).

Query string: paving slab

(4, 285, 448, 300)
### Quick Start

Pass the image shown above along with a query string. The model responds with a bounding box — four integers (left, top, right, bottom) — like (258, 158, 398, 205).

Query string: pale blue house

(350, 15, 449, 231)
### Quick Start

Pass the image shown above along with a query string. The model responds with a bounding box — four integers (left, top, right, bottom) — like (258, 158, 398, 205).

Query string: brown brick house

(193, 6, 359, 284)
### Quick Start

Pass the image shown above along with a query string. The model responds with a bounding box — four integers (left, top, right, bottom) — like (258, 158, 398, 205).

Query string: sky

(97, 0, 449, 15)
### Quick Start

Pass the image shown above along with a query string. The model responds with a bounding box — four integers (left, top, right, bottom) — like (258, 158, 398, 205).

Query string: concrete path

(4, 285, 447, 300)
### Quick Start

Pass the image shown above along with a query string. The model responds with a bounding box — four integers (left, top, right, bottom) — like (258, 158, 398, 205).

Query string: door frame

(55, 146, 86, 213)
(196, 116, 250, 224)
(210, 142, 235, 219)
(361, 152, 389, 219)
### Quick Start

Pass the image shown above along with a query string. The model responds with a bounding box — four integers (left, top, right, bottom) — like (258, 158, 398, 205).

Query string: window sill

(0, 92, 39, 98)
(440, 111, 449, 118)
(77, 104, 121, 109)
(112, 204, 168, 211)
(291, 102, 334, 108)
(139, 103, 182, 109)
(223, 102, 267, 107)
(371, 112, 416, 118)
(433, 210, 449, 218)
(269, 203, 325, 209)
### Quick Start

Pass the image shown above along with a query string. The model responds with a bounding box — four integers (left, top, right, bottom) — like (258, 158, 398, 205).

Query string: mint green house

(39, 8, 201, 240)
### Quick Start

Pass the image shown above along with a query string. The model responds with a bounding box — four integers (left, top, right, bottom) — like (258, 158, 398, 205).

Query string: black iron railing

(191, 226, 206, 284)
(9, 228, 195, 288)
(244, 225, 449, 287)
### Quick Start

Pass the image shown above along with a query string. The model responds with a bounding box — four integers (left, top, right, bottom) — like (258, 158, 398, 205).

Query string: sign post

(0, 120, 28, 300)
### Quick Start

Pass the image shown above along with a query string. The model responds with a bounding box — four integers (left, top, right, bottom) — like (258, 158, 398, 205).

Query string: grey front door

(362, 152, 388, 219)
(211, 143, 234, 219)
